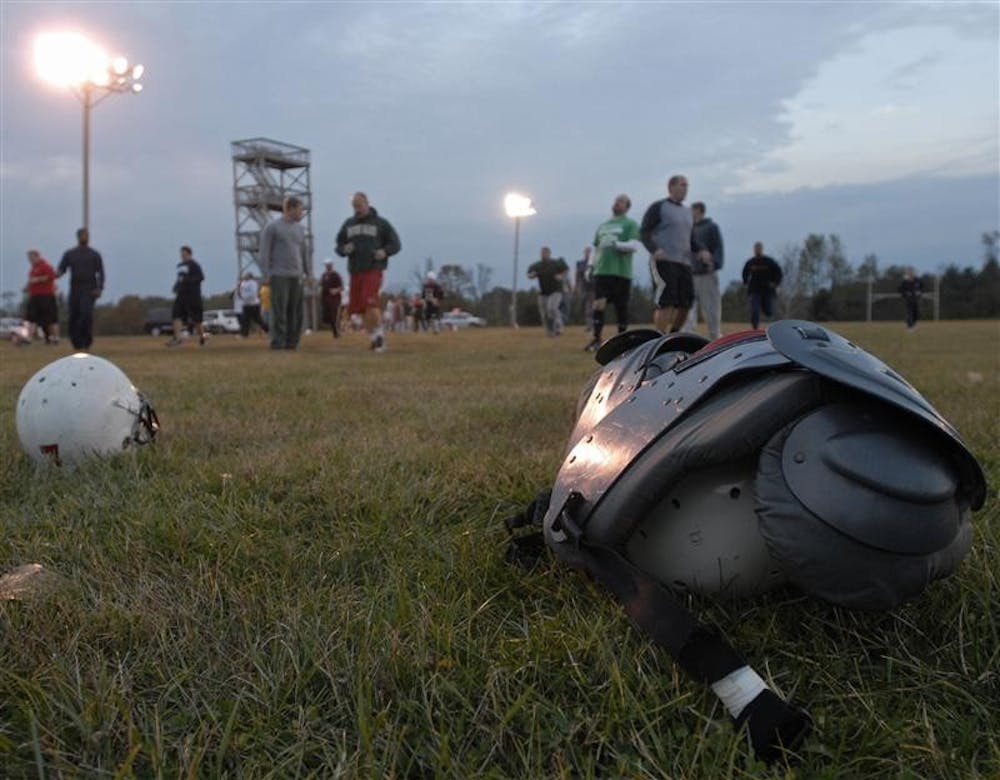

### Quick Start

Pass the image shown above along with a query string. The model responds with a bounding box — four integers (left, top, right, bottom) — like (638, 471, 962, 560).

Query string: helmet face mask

(16, 354, 159, 466)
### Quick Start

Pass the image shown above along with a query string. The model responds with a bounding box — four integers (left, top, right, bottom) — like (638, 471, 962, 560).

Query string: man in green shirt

(585, 194, 642, 351)
(527, 247, 569, 336)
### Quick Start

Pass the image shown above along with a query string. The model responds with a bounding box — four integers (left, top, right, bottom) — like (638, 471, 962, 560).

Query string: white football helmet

(15, 353, 159, 466)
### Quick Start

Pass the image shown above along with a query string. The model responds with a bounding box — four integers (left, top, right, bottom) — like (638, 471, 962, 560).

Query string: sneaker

(371, 334, 385, 352)
(165, 338, 183, 348)
(584, 339, 600, 352)
(199, 333, 207, 346)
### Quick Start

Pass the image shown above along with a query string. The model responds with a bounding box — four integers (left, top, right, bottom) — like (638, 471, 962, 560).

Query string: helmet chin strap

(507, 491, 812, 763)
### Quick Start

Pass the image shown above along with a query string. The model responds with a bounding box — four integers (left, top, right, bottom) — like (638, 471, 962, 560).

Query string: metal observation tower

(231, 137, 315, 281)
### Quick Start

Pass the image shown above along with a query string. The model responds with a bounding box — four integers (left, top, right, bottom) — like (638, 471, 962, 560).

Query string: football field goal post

(866, 276, 939, 322)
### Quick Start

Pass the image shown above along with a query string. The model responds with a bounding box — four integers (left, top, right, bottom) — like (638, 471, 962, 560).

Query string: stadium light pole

(504, 192, 536, 328)
(34, 32, 144, 231)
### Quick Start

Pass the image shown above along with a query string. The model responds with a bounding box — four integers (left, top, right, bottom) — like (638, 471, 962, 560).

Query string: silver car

(440, 310, 487, 329)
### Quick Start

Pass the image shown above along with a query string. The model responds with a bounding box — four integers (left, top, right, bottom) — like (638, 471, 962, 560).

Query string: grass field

(1, 320, 997, 779)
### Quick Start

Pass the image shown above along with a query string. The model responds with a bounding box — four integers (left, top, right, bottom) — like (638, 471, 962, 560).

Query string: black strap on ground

(504, 490, 812, 763)
(504, 490, 551, 570)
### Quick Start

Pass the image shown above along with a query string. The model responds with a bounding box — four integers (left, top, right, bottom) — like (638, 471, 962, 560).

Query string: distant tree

(1, 290, 17, 317)
(475, 264, 493, 300)
(827, 235, 854, 287)
(779, 242, 809, 318)
(857, 253, 879, 282)
(205, 291, 235, 310)
(410, 256, 434, 289)
(478, 286, 510, 326)
(982, 230, 999, 265)
(973, 235, 1000, 317)
(939, 264, 975, 320)
(437, 263, 476, 307)
(780, 234, 854, 320)
(95, 295, 147, 335)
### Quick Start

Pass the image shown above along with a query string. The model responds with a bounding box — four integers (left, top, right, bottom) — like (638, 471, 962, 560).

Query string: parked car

(440, 309, 487, 329)
(1, 317, 25, 338)
(143, 308, 174, 336)
(1, 317, 32, 343)
(203, 309, 241, 334)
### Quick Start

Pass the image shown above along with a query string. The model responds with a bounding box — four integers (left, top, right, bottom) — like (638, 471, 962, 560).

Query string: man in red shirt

(25, 249, 59, 344)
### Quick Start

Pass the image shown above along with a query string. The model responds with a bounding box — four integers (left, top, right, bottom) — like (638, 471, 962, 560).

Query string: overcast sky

(2, 1, 997, 303)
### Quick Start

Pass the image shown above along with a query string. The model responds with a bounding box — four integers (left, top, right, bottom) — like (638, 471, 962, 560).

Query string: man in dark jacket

(898, 267, 923, 329)
(741, 242, 783, 329)
(335, 192, 401, 352)
(690, 201, 724, 340)
(56, 227, 104, 351)
(167, 245, 207, 347)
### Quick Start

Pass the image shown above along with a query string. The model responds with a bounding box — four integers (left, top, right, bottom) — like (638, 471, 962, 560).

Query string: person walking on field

(741, 242, 783, 329)
(24, 249, 60, 344)
(585, 194, 642, 351)
(640, 175, 710, 334)
(319, 260, 344, 338)
(335, 192, 401, 353)
(690, 201, 725, 340)
(260, 196, 310, 350)
(421, 271, 445, 334)
(527, 246, 569, 337)
(259, 279, 271, 329)
(166, 245, 207, 347)
(898, 267, 923, 329)
(56, 227, 104, 351)
(238, 273, 268, 337)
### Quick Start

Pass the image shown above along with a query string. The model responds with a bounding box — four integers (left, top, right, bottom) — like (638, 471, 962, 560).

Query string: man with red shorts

(335, 192, 401, 352)
(24, 249, 60, 344)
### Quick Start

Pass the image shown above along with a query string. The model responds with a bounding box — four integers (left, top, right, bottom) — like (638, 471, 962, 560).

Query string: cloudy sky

(2, 1, 997, 303)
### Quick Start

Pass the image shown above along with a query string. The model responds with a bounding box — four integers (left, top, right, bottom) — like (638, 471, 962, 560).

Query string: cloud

(729, 24, 999, 194)
(1, 155, 79, 188)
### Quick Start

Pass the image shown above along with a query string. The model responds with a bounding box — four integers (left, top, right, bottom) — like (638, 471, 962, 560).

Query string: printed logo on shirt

(346, 224, 379, 239)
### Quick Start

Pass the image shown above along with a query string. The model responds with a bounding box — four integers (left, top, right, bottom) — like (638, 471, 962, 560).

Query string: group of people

(18, 183, 929, 353)
(257, 192, 401, 352)
(156, 191, 399, 351)
(526, 175, 787, 351)
(18, 228, 104, 351)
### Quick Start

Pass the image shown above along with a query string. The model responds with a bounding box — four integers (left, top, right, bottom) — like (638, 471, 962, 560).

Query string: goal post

(865, 276, 939, 322)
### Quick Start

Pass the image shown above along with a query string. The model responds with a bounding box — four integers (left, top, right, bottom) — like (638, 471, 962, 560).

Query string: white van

(203, 309, 241, 334)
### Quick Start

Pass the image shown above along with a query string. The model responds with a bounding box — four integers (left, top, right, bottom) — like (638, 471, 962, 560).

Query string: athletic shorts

(593, 275, 632, 304)
(172, 295, 203, 324)
(26, 295, 58, 327)
(348, 269, 383, 315)
(650, 259, 694, 309)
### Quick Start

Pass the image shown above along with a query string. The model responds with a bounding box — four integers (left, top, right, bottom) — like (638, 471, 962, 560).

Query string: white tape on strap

(710, 665, 768, 719)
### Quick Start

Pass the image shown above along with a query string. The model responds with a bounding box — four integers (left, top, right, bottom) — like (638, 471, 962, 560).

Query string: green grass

(1, 321, 997, 779)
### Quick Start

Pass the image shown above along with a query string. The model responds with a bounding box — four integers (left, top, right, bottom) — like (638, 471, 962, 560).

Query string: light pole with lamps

(34, 32, 144, 231)
(504, 192, 536, 328)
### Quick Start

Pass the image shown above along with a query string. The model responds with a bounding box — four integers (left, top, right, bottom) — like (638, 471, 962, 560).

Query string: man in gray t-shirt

(640, 175, 711, 334)
(259, 196, 310, 350)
